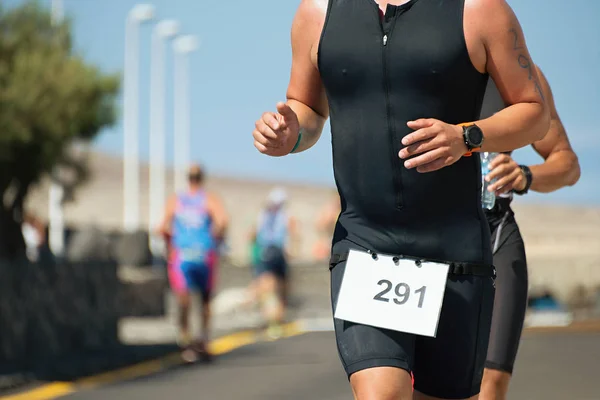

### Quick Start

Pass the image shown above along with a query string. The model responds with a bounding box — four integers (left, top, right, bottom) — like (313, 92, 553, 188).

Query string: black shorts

(485, 208, 528, 374)
(330, 240, 495, 399)
(256, 245, 288, 279)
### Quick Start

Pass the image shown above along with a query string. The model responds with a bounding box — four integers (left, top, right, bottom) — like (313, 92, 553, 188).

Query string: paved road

(62, 330, 600, 400)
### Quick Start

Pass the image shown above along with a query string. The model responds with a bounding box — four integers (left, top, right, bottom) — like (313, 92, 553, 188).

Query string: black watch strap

(513, 165, 532, 195)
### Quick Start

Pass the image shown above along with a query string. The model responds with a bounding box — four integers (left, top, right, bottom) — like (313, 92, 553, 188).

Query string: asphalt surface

(61, 330, 600, 400)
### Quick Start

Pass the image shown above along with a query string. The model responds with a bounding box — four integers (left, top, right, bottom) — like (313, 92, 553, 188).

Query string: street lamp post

(48, 0, 65, 258)
(123, 4, 154, 232)
(173, 35, 199, 193)
(148, 20, 179, 254)
(51, 0, 64, 23)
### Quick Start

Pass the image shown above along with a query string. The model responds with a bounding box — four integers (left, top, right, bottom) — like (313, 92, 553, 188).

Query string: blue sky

(7, 0, 600, 205)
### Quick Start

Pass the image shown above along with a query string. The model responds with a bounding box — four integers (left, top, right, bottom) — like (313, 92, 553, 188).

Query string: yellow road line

(77, 359, 165, 388)
(210, 330, 258, 355)
(0, 383, 75, 400)
(0, 321, 304, 400)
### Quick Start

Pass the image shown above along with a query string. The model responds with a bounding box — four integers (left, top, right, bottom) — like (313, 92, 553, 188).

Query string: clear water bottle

(480, 152, 499, 210)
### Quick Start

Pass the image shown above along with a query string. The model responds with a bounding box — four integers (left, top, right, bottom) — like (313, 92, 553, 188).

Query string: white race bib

(334, 249, 450, 338)
(180, 248, 205, 262)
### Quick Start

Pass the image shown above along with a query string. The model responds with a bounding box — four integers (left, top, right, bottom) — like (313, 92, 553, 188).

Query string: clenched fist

(253, 102, 301, 157)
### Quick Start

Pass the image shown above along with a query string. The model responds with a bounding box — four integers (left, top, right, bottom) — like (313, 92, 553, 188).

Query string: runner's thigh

(486, 216, 528, 373)
(330, 258, 415, 377)
(414, 275, 495, 399)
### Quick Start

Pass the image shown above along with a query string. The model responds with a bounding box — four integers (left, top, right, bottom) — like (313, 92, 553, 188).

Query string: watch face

(467, 126, 484, 146)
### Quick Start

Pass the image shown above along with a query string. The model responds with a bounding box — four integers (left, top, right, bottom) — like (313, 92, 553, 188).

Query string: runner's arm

(288, 216, 299, 241)
(284, 0, 329, 154)
(249, 212, 264, 243)
(526, 66, 581, 192)
(315, 206, 330, 232)
(286, 215, 300, 259)
(248, 228, 257, 242)
(157, 195, 177, 236)
(467, 0, 550, 151)
(26, 214, 47, 245)
(206, 192, 229, 240)
(315, 198, 337, 232)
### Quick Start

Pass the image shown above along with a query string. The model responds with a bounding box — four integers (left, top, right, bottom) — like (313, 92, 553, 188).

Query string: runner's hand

(253, 102, 300, 157)
(485, 153, 526, 195)
(399, 119, 467, 173)
(211, 225, 226, 242)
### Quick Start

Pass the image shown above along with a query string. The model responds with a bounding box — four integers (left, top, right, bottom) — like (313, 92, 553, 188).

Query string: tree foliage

(0, 1, 120, 259)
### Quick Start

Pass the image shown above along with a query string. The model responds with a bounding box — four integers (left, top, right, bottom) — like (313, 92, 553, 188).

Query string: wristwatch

(513, 165, 533, 195)
(462, 124, 484, 154)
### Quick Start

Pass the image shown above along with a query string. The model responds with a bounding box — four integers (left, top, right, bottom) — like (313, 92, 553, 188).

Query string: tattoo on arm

(510, 28, 545, 102)
(509, 28, 524, 51)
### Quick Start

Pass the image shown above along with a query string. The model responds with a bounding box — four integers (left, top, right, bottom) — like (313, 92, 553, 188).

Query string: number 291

(373, 280, 427, 308)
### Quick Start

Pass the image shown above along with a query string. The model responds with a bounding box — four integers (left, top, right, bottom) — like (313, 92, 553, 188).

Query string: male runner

(158, 164, 228, 362)
(478, 68, 580, 400)
(249, 188, 296, 337)
(252, 0, 550, 398)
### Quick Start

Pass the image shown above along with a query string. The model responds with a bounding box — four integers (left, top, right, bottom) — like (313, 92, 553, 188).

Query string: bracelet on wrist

(512, 165, 532, 195)
(290, 131, 303, 154)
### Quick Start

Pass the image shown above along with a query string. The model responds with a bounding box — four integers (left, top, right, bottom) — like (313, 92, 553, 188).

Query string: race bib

(334, 249, 450, 338)
(180, 247, 205, 263)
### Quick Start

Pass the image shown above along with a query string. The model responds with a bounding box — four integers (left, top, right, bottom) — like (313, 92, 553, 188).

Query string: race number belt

(330, 251, 495, 277)
(333, 249, 493, 338)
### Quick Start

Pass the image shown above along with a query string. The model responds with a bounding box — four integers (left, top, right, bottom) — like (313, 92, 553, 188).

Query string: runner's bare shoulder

(293, 0, 328, 46)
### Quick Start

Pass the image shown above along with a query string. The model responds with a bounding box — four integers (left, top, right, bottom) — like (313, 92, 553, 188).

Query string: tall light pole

(48, 0, 65, 258)
(123, 4, 154, 232)
(148, 20, 179, 254)
(173, 35, 199, 193)
(51, 0, 64, 24)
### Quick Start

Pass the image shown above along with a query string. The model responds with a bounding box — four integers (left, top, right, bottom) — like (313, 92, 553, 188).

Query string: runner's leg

(177, 260, 204, 362)
(330, 240, 494, 400)
(191, 253, 217, 360)
(177, 292, 192, 342)
(413, 275, 495, 400)
(276, 249, 289, 311)
(200, 254, 216, 349)
(197, 289, 213, 361)
(480, 214, 528, 400)
(167, 250, 192, 345)
(265, 274, 284, 322)
(258, 247, 286, 327)
(351, 367, 413, 400)
(331, 257, 414, 399)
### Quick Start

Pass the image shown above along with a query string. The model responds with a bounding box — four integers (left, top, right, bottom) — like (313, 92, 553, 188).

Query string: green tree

(0, 1, 120, 259)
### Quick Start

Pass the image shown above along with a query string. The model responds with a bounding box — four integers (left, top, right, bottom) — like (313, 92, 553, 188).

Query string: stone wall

(0, 254, 169, 376)
(0, 259, 120, 373)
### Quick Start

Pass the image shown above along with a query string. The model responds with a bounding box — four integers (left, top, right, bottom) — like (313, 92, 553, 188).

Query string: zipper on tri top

(381, 17, 403, 209)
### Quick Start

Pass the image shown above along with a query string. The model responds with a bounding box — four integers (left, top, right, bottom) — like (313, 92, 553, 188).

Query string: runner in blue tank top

(250, 188, 297, 338)
(159, 164, 228, 363)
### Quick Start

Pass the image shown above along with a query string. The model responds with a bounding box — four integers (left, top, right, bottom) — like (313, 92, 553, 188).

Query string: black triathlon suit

(480, 79, 529, 375)
(319, 0, 495, 398)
